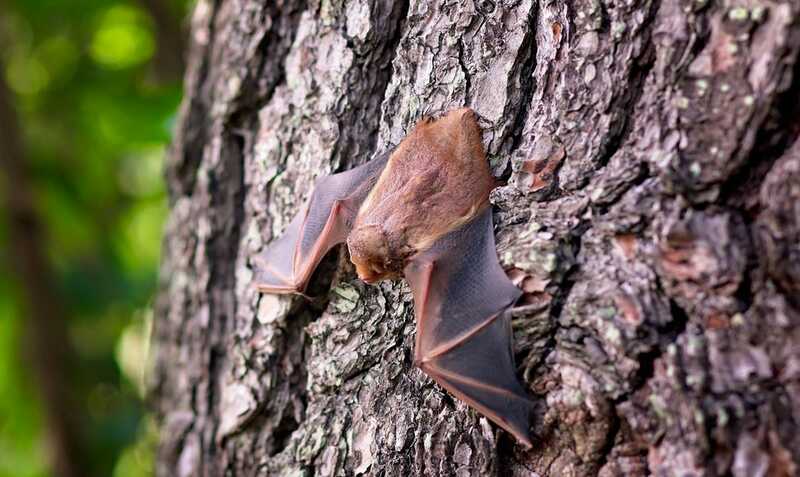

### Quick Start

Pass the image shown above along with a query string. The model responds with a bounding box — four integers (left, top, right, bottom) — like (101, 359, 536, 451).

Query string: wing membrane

(253, 152, 389, 293)
(404, 206, 531, 447)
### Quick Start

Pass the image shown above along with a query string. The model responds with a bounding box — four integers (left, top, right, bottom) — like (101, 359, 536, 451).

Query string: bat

(253, 108, 533, 447)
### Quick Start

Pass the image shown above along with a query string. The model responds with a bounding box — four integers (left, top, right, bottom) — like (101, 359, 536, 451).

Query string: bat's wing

(254, 152, 389, 294)
(404, 205, 532, 447)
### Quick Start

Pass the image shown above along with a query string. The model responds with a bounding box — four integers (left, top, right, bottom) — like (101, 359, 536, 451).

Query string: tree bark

(153, 1, 800, 475)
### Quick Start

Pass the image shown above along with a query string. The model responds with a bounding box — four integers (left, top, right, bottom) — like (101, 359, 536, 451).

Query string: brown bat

(253, 108, 532, 446)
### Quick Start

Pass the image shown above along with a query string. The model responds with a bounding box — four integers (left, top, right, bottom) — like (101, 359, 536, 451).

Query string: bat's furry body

(348, 109, 494, 282)
(254, 108, 533, 446)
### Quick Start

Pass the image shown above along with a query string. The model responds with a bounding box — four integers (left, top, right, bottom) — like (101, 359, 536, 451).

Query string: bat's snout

(351, 258, 390, 284)
(346, 223, 398, 284)
(360, 273, 381, 284)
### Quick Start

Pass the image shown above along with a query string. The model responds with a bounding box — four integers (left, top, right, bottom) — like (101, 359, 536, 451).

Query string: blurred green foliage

(1, 0, 191, 475)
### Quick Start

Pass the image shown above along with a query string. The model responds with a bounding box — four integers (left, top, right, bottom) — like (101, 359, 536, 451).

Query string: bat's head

(346, 224, 411, 283)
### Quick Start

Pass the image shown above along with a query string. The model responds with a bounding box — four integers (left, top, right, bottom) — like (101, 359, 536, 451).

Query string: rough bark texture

(153, 1, 800, 475)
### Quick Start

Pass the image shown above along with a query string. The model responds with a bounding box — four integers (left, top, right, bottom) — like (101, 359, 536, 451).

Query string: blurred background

(0, 1, 192, 476)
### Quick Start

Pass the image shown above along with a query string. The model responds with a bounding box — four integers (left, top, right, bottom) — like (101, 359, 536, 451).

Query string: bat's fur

(349, 109, 495, 283)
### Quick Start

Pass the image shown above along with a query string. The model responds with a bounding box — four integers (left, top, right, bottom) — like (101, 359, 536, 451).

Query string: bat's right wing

(253, 152, 389, 294)
(403, 205, 533, 447)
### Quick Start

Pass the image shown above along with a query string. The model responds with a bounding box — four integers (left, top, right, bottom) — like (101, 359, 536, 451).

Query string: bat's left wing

(404, 205, 532, 447)
(253, 152, 389, 294)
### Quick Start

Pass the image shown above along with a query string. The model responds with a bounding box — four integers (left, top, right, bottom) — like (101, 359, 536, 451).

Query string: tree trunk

(153, 1, 800, 475)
